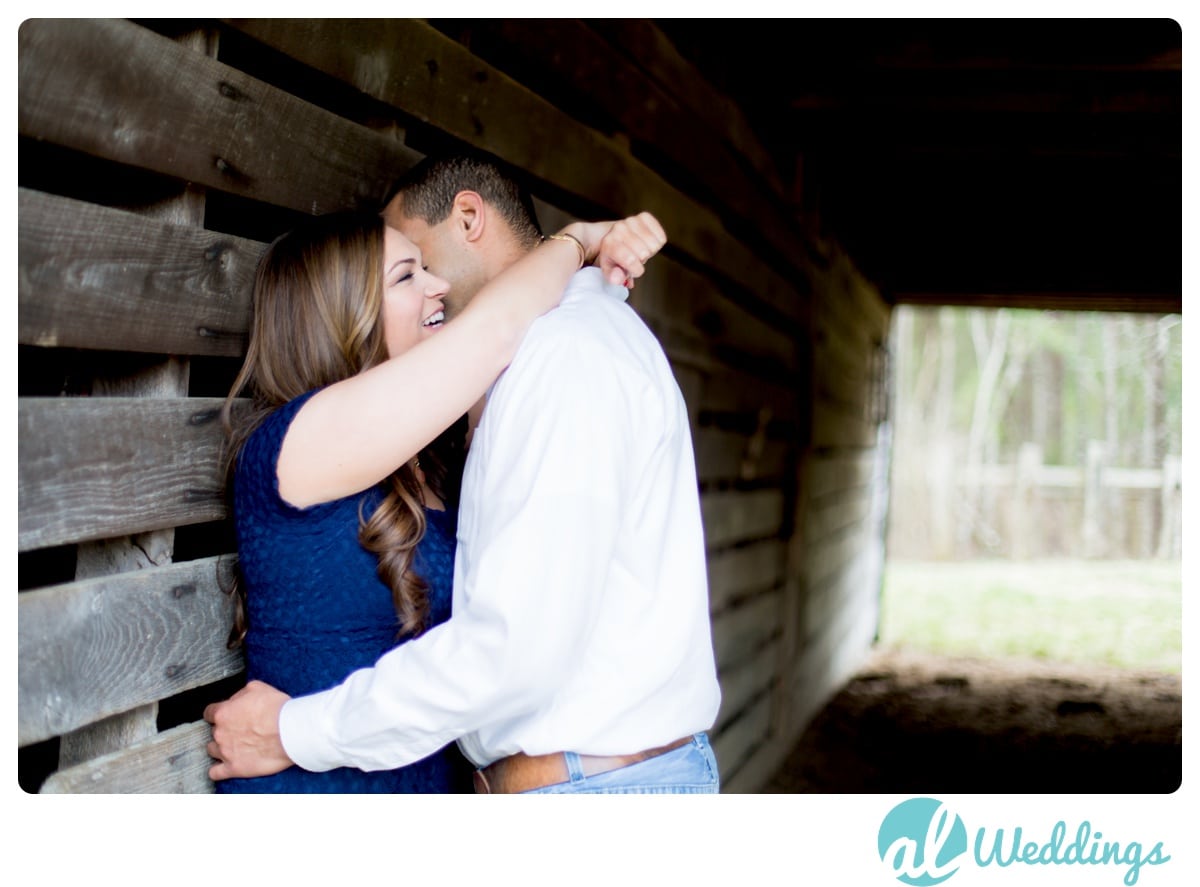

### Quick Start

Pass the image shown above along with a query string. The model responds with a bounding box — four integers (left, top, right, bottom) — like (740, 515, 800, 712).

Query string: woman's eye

(394, 272, 414, 285)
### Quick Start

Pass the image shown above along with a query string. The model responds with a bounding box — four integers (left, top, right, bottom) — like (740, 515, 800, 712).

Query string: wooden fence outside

(973, 443, 1182, 560)
(890, 441, 1183, 561)
(18, 19, 891, 793)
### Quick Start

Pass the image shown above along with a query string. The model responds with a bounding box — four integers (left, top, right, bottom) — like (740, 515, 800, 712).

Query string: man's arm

(208, 327, 632, 777)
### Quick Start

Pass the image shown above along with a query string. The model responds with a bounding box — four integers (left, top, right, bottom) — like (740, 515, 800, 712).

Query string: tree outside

(887, 307, 1182, 561)
(882, 307, 1182, 671)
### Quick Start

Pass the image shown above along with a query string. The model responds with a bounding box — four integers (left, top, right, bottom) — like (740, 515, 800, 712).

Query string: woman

(216, 208, 665, 792)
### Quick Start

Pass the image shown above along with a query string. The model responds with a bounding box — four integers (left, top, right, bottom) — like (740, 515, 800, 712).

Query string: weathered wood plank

(437, 20, 811, 282)
(56, 28, 218, 763)
(814, 332, 875, 410)
(815, 287, 890, 357)
(19, 556, 241, 746)
(718, 583, 877, 794)
(18, 19, 419, 214)
(697, 367, 800, 426)
(586, 20, 784, 194)
(40, 721, 215, 793)
(695, 427, 791, 485)
(800, 536, 883, 654)
(18, 397, 243, 551)
(701, 489, 786, 550)
(711, 588, 783, 673)
(814, 326, 874, 383)
(787, 561, 880, 727)
(535, 195, 802, 383)
(711, 692, 773, 792)
(707, 540, 786, 614)
(223, 18, 808, 324)
(19, 189, 260, 356)
(719, 579, 877, 794)
(57, 708, 160, 770)
(714, 637, 780, 734)
(811, 398, 879, 449)
(55, 27, 218, 766)
(807, 451, 878, 500)
(632, 257, 800, 375)
(816, 250, 892, 337)
(805, 516, 870, 594)
(805, 488, 873, 546)
(61, 359, 193, 766)
(809, 277, 891, 419)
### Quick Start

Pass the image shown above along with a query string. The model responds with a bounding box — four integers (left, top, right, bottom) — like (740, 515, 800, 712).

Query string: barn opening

(762, 305, 1183, 793)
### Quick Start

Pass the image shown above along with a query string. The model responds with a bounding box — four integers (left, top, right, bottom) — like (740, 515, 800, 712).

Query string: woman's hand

(565, 212, 667, 288)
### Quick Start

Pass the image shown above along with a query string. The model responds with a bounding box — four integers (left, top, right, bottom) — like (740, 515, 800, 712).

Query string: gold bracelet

(544, 232, 586, 269)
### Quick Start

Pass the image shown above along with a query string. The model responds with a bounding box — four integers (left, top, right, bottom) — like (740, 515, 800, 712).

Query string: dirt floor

(761, 646, 1183, 794)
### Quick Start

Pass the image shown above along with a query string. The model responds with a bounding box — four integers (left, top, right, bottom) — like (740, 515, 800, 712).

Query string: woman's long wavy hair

(220, 210, 464, 647)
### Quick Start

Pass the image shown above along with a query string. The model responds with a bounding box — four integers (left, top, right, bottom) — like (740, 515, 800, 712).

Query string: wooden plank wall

(17, 18, 892, 793)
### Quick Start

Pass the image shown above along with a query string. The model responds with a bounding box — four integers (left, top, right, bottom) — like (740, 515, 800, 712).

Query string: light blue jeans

(522, 733, 719, 794)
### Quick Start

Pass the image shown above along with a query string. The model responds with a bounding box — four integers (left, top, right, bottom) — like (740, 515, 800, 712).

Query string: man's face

(384, 195, 487, 321)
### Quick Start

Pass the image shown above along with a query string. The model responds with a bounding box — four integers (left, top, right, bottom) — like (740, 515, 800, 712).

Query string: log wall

(18, 18, 892, 793)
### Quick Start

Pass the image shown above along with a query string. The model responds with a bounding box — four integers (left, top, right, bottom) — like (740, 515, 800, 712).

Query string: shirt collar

(563, 266, 631, 304)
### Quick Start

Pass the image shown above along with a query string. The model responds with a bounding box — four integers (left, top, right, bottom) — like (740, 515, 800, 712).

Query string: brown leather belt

(473, 736, 693, 794)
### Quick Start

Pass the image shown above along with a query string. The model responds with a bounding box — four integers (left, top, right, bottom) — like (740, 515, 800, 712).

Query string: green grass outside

(879, 559, 1183, 673)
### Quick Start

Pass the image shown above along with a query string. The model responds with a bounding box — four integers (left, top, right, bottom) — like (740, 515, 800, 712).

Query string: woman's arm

(277, 214, 666, 508)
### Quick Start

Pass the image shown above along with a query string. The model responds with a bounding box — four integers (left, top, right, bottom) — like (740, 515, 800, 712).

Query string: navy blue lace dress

(217, 390, 468, 793)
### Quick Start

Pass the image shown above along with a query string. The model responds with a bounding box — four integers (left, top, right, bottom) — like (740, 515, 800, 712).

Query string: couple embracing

(204, 153, 722, 794)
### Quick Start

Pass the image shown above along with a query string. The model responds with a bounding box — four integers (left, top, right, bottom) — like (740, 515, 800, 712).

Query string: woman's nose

(426, 274, 450, 297)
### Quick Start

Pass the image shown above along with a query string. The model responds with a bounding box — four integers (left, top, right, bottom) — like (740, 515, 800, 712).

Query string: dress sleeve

(235, 389, 336, 518)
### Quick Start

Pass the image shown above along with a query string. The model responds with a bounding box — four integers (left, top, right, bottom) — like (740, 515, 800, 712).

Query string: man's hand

(203, 680, 294, 781)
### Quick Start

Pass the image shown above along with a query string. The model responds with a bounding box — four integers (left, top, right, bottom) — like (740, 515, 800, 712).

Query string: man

(205, 154, 722, 793)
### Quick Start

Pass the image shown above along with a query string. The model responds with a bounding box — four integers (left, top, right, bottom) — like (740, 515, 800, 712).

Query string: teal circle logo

(878, 797, 968, 885)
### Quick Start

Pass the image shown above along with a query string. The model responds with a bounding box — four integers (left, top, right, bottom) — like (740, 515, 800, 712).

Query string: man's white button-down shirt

(280, 267, 721, 771)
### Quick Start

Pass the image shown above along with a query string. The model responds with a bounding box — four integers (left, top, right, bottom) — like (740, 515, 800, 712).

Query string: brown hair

(221, 210, 462, 646)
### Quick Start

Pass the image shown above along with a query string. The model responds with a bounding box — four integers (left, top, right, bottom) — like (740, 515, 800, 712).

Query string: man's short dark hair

(388, 153, 543, 247)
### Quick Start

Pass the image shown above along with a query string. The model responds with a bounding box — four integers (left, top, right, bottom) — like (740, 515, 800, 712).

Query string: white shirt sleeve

(279, 329, 636, 772)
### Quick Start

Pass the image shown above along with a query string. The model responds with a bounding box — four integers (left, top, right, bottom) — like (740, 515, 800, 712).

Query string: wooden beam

(19, 188, 261, 356)
(19, 557, 241, 746)
(18, 19, 420, 215)
(18, 398, 245, 551)
(40, 722, 215, 793)
(222, 18, 810, 325)
(431, 20, 810, 277)
(588, 20, 784, 191)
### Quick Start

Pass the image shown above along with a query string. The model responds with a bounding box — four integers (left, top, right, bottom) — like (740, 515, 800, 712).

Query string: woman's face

(381, 225, 451, 358)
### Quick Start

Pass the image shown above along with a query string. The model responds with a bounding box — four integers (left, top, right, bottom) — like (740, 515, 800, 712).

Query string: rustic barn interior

(17, 18, 1181, 794)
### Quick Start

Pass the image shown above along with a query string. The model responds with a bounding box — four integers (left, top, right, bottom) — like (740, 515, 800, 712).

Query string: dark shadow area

(764, 647, 1181, 793)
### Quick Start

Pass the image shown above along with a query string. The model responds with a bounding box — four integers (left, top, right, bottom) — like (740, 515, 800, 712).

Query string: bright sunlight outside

(880, 307, 1182, 673)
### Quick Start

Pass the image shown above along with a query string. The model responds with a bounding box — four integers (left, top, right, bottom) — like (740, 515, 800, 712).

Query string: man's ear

(452, 191, 487, 244)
